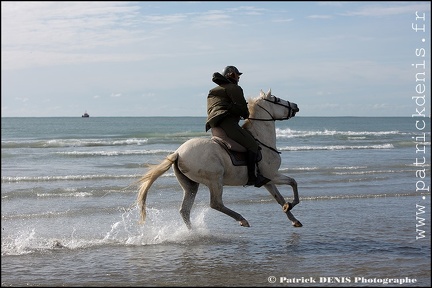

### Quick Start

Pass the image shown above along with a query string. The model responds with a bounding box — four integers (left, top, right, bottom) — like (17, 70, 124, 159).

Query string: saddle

(211, 127, 262, 166)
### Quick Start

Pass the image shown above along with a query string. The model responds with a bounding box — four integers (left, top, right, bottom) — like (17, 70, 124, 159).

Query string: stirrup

(254, 174, 270, 188)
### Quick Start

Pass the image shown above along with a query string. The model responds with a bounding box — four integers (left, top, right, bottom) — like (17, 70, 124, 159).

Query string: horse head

(249, 89, 299, 120)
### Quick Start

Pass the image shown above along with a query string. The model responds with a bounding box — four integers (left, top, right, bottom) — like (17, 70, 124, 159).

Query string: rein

(247, 96, 294, 155)
(255, 138, 281, 154)
(247, 97, 294, 122)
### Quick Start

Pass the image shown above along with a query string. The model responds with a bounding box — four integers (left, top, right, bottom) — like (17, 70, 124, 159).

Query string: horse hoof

(292, 221, 303, 228)
(239, 220, 250, 227)
(283, 202, 291, 212)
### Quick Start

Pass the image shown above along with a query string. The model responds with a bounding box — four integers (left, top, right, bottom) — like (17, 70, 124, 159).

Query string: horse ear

(260, 90, 265, 97)
(267, 89, 272, 97)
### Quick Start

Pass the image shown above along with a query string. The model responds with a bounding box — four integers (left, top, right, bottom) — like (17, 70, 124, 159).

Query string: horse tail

(136, 152, 178, 224)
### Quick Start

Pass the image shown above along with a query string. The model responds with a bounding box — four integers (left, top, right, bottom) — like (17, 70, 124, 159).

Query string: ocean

(1, 116, 431, 287)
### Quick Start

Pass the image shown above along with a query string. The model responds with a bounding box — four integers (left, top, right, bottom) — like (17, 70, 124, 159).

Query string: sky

(1, 1, 431, 117)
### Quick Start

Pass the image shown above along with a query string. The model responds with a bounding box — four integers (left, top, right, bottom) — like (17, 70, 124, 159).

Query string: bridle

(247, 95, 297, 122)
(247, 95, 298, 154)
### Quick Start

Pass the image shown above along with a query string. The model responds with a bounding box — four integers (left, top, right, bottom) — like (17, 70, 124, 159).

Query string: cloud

(193, 11, 233, 25)
(271, 18, 294, 23)
(341, 3, 431, 17)
(228, 6, 268, 15)
(1, 2, 430, 117)
(1, 2, 149, 70)
(307, 15, 333, 19)
(142, 14, 187, 24)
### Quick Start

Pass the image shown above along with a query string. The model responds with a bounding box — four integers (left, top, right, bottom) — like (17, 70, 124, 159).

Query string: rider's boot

(245, 151, 271, 187)
(245, 151, 257, 186)
(254, 170, 271, 188)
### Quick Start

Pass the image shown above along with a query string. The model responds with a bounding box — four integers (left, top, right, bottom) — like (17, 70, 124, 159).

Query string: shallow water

(2, 196, 430, 287)
(1, 116, 430, 286)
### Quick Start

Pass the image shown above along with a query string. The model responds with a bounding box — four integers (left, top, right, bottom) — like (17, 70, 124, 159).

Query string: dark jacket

(205, 72, 249, 131)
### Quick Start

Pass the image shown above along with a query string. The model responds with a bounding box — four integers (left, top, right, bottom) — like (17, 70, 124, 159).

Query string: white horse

(137, 89, 302, 229)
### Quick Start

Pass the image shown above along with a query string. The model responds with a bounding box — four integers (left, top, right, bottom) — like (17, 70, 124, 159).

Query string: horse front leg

(263, 183, 303, 227)
(208, 183, 250, 227)
(269, 174, 300, 209)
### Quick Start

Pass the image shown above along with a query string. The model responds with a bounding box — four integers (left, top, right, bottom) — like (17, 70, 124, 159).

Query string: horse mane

(243, 95, 261, 130)
(247, 96, 260, 115)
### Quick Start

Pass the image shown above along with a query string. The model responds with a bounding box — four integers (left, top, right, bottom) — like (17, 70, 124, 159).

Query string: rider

(205, 65, 270, 187)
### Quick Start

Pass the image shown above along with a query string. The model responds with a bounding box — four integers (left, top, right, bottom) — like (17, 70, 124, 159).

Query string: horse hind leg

(173, 164, 199, 230)
(208, 183, 250, 227)
(180, 183, 199, 230)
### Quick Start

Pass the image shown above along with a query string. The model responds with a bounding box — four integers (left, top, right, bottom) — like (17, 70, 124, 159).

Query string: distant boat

(82, 111, 89, 117)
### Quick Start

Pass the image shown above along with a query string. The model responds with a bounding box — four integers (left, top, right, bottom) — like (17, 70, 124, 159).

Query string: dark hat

(222, 66, 242, 77)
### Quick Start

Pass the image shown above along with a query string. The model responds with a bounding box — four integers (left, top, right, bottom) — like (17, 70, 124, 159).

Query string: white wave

(1, 174, 142, 182)
(279, 144, 394, 151)
(301, 193, 420, 201)
(333, 170, 398, 175)
(333, 166, 368, 170)
(275, 128, 404, 138)
(57, 149, 173, 156)
(2, 138, 150, 149)
(2, 172, 176, 183)
(279, 167, 319, 172)
(37, 192, 93, 197)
